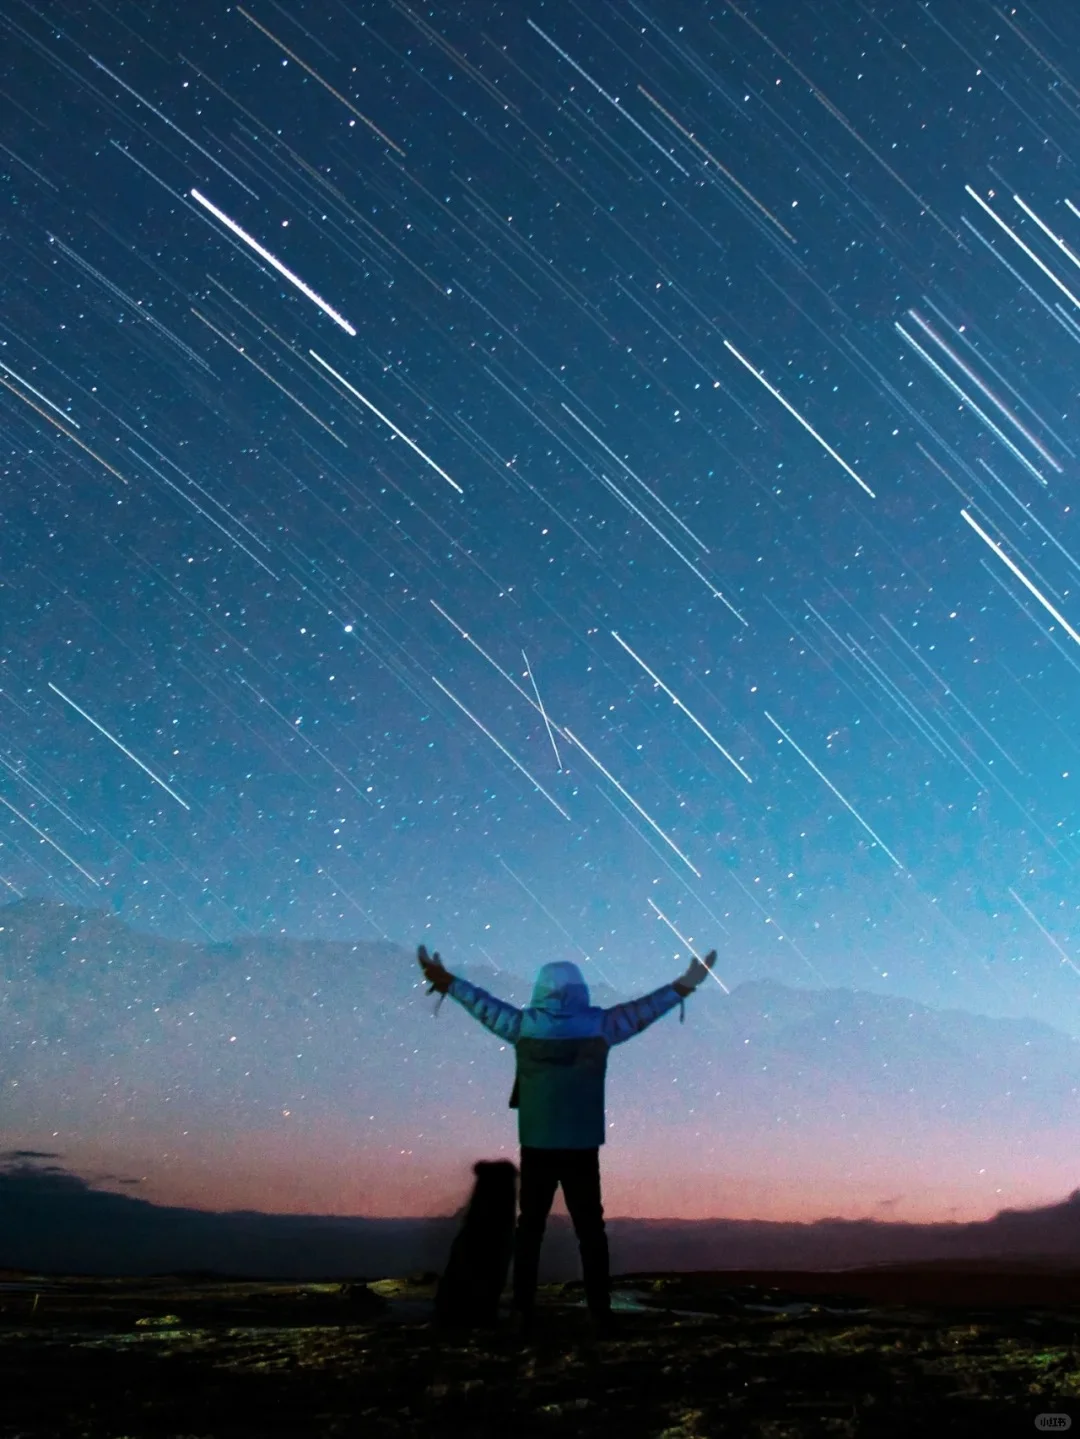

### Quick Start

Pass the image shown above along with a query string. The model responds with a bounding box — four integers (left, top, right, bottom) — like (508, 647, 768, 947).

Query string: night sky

(3, 1, 1080, 1219)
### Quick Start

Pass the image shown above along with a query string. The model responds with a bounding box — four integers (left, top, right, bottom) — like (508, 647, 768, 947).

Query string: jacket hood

(529, 961, 591, 1013)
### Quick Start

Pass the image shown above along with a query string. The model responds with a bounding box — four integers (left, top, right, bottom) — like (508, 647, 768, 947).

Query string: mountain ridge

(4, 1153, 1080, 1281)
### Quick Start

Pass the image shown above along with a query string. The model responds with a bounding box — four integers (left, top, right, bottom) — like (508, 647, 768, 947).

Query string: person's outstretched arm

(417, 944, 523, 1043)
(602, 949, 717, 1044)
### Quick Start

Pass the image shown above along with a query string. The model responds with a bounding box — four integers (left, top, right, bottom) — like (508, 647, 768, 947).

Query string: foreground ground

(2, 1263, 1080, 1436)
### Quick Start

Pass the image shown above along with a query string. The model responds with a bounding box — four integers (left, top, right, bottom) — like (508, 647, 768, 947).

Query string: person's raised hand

(418, 944, 453, 995)
(679, 949, 717, 991)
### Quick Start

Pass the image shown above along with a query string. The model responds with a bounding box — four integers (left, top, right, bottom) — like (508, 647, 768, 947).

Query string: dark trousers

(512, 1146, 610, 1319)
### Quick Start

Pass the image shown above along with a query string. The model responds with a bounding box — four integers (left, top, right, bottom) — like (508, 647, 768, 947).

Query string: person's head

(530, 961, 589, 1012)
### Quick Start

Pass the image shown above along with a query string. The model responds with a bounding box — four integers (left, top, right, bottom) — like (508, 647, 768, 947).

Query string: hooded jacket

(444, 961, 687, 1149)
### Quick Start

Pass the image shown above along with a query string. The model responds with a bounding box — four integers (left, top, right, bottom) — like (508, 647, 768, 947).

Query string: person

(417, 942, 716, 1342)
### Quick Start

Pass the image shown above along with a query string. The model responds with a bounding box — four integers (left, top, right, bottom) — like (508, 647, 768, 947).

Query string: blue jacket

(443, 961, 687, 1149)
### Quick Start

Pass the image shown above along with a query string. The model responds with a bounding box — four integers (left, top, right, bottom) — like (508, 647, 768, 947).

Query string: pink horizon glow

(6, 1123, 1070, 1228)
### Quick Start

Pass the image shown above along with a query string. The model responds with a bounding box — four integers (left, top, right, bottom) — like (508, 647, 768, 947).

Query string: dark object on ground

(3, 1264, 1080, 1435)
(434, 1159, 517, 1331)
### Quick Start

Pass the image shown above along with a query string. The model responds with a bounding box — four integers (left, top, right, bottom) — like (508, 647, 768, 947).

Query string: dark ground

(2, 1262, 1079, 1437)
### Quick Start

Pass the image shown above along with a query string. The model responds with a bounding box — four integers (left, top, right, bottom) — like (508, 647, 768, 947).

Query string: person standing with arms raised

(417, 942, 717, 1342)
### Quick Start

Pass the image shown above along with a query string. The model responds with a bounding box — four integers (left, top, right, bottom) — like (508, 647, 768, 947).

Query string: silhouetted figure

(434, 1159, 518, 1331)
(418, 944, 716, 1340)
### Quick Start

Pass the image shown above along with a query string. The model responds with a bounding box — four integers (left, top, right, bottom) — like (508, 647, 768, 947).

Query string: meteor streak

(905, 309, 1061, 471)
(190, 189, 357, 336)
(764, 711, 904, 869)
(0, 753, 88, 833)
(896, 321, 1048, 486)
(611, 631, 752, 783)
(960, 215, 1077, 341)
(647, 897, 730, 992)
(878, 612, 1024, 775)
(48, 683, 191, 811)
(235, 677, 375, 807)
(1008, 887, 1080, 979)
(636, 86, 797, 244)
(562, 728, 701, 877)
(497, 857, 616, 985)
(965, 185, 1080, 312)
(132, 450, 279, 579)
(1017, 194, 1080, 278)
(599, 473, 745, 623)
(235, 5, 405, 156)
(522, 649, 562, 769)
(430, 608, 732, 872)
(975, 457, 1080, 582)
(49, 234, 213, 374)
(727, 0, 958, 239)
(88, 55, 259, 198)
(0, 793, 100, 888)
(526, 19, 690, 177)
(560, 403, 710, 552)
(0, 360, 79, 426)
(431, 676, 571, 820)
(321, 868, 389, 938)
(0, 375, 130, 487)
(191, 308, 347, 448)
(310, 352, 464, 493)
(430, 602, 538, 710)
(960, 509, 1080, 650)
(723, 341, 875, 498)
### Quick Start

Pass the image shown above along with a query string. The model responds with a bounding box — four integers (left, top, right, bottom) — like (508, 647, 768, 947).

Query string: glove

(676, 949, 717, 993)
(418, 944, 453, 995)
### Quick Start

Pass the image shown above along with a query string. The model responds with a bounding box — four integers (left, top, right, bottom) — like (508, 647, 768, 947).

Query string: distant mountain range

(1, 896, 1078, 1233)
(4, 1153, 1080, 1281)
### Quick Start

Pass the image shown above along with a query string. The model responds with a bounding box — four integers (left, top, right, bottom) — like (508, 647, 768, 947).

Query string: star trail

(3, 0, 1080, 1222)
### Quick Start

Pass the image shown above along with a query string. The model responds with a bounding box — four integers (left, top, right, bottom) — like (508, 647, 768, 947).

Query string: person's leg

(512, 1146, 560, 1318)
(561, 1147, 611, 1321)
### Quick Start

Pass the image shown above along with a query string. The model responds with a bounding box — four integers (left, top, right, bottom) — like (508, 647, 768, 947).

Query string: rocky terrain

(2, 1262, 1079, 1436)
